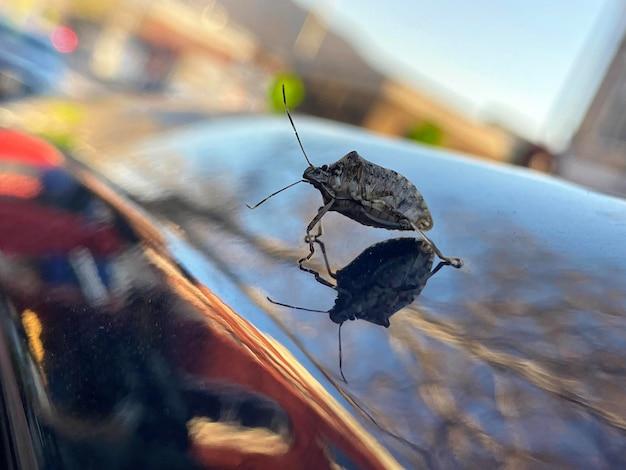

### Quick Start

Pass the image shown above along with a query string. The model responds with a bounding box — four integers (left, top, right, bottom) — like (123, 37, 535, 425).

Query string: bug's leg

(304, 223, 323, 244)
(299, 200, 334, 269)
(299, 239, 337, 287)
(314, 236, 337, 279)
(410, 222, 463, 268)
(300, 225, 336, 286)
(372, 198, 463, 268)
(299, 264, 336, 289)
(304, 225, 336, 279)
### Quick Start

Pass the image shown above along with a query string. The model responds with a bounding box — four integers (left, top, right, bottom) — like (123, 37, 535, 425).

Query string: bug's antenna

(282, 83, 313, 168)
(267, 297, 327, 313)
(246, 180, 305, 209)
(338, 322, 347, 383)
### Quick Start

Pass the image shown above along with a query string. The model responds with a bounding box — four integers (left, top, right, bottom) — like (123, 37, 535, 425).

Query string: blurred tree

(406, 121, 444, 146)
(34, 101, 84, 152)
(268, 73, 305, 113)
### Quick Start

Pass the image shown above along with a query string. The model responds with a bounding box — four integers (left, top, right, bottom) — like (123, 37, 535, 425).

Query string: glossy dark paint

(2, 113, 626, 468)
(0, 130, 396, 469)
(96, 115, 626, 468)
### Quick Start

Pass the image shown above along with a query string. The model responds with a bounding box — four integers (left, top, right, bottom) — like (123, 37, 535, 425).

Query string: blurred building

(30, 0, 271, 110)
(222, 0, 518, 161)
(3, 0, 522, 162)
(221, 0, 384, 123)
(560, 31, 626, 196)
(364, 81, 515, 161)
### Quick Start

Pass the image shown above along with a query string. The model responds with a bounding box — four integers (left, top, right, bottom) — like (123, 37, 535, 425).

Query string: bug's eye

(321, 165, 328, 171)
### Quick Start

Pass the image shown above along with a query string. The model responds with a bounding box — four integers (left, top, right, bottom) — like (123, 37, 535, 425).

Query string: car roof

(95, 115, 626, 465)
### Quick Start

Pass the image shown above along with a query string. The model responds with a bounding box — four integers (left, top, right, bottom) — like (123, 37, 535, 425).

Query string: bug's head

(328, 301, 357, 325)
(303, 164, 331, 187)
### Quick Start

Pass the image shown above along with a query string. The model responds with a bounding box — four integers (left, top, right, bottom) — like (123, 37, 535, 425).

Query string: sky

(294, 0, 626, 149)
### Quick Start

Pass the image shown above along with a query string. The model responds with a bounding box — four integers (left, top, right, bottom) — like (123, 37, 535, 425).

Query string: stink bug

(268, 236, 447, 382)
(247, 84, 462, 269)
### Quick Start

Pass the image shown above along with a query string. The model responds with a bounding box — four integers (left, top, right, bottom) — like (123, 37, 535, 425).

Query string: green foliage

(406, 121, 444, 146)
(268, 73, 305, 113)
(38, 131, 74, 153)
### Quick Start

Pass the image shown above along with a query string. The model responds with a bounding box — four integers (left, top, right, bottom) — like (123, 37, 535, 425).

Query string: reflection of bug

(247, 85, 462, 268)
(268, 237, 447, 382)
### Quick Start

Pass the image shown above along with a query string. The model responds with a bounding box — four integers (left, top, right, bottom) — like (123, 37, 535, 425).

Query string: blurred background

(1, 0, 626, 195)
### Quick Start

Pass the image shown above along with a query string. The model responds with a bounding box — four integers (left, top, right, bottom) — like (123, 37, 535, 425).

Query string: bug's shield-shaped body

(310, 151, 433, 231)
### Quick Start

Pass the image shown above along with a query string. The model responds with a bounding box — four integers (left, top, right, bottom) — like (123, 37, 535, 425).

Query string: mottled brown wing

(343, 152, 433, 231)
